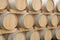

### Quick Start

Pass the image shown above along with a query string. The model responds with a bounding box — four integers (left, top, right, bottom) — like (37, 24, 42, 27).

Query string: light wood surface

(0, 29, 17, 34)
(57, 2, 60, 12)
(18, 13, 34, 28)
(40, 28, 52, 40)
(18, 27, 33, 32)
(26, 30, 40, 40)
(53, 0, 60, 12)
(27, 0, 42, 11)
(35, 14, 48, 28)
(10, 9, 26, 14)
(0, 0, 8, 10)
(8, 31, 26, 40)
(42, 0, 54, 12)
(48, 14, 59, 27)
(0, 13, 17, 30)
(8, 0, 27, 11)
(27, 10, 41, 14)
(53, 28, 60, 39)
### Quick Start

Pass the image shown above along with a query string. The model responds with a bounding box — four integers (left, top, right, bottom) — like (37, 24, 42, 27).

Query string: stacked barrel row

(0, 0, 60, 40)
(0, 0, 60, 12)
(0, 12, 59, 40)
(0, 12, 60, 30)
(0, 28, 60, 40)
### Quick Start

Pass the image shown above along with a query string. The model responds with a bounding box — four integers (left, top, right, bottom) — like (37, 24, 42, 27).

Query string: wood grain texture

(26, 30, 40, 40)
(10, 9, 26, 14)
(40, 28, 52, 40)
(27, 0, 42, 11)
(53, 0, 60, 12)
(0, 0, 8, 10)
(35, 14, 48, 28)
(57, 2, 60, 12)
(8, 31, 26, 40)
(48, 14, 59, 27)
(42, 0, 54, 12)
(18, 13, 34, 28)
(0, 29, 17, 34)
(0, 13, 17, 30)
(53, 28, 60, 40)
(8, 0, 27, 11)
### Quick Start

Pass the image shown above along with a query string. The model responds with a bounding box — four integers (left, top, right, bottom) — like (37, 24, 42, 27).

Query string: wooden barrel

(53, 28, 60, 39)
(58, 16, 60, 25)
(35, 14, 48, 27)
(8, 0, 27, 11)
(40, 28, 52, 40)
(8, 31, 26, 40)
(42, 0, 54, 12)
(49, 14, 59, 27)
(18, 13, 34, 28)
(26, 30, 40, 40)
(0, 0, 8, 10)
(0, 35, 5, 40)
(27, 0, 42, 11)
(53, 0, 60, 12)
(0, 13, 17, 30)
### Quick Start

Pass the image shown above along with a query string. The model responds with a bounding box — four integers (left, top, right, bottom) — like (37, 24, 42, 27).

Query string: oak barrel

(8, 0, 27, 11)
(0, 13, 17, 30)
(26, 30, 40, 40)
(27, 0, 42, 11)
(42, 0, 54, 12)
(35, 14, 48, 27)
(40, 28, 52, 40)
(8, 31, 26, 40)
(53, 28, 60, 39)
(53, 0, 60, 12)
(49, 14, 59, 27)
(18, 13, 34, 28)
